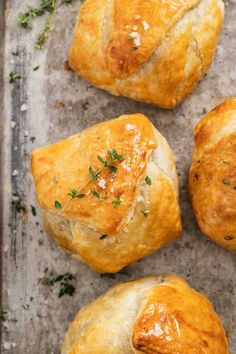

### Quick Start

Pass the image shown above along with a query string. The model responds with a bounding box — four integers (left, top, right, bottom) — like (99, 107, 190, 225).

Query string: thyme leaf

(54, 200, 62, 209)
(9, 72, 21, 83)
(112, 196, 122, 208)
(142, 210, 150, 217)
(0, 309, 8, 322)
(91, 190, 103, 201)
(145, 175, 152, 185)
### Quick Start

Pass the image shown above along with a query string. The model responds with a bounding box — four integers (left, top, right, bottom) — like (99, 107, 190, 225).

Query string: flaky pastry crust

(68, 0, 224, 108)
(189, 98, 236, 252)
(62, 274, 228, 354)
(31, 114, 182, 272)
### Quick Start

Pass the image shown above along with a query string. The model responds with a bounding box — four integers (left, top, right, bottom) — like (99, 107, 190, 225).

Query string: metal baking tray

(1, 0, 236, 353)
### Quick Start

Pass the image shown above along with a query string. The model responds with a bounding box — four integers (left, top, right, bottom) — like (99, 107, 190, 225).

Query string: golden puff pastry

(68, 0, 224, 108)
(62, 274, 229, 354)
(189, 98, 236, 252)
(31, 114, 182, 273)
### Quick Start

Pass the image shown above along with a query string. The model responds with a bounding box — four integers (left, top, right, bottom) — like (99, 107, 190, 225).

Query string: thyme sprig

(57, 149, 124, 213)
(35, 17, 54, 50)
(39, 273, 76, 298)
(9, 72, 21, 84)
(18, 0, 73, 49)
(18, 0, 56, 29)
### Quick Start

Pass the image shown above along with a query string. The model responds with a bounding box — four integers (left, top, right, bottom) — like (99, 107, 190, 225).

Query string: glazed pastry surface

(62, 275, 229, 353)
(69, 0, 224, 108)
(31, 114, 182, 272)
(189, 98, 236, 252)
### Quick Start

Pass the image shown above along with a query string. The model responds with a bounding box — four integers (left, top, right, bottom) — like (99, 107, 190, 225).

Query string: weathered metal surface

(1, 0, 236, 353)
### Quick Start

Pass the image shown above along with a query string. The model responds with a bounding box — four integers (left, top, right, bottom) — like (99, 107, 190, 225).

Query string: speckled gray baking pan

(1, 0, 236, 353)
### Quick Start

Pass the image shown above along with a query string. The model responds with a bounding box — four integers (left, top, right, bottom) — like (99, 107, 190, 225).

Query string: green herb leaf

(108, 149, 124, 162)
(89, 166, 98, 181)
(39, 277, 54, 286)
(112, 196, 122, 208)
(77, 193, 86, 199)
(58, 283, 75, 297)
(145, 175, 152, 185)
(9, 72, 21, 84)
(97, 155, 106, 165)
(142, 210, 150, 217)
(109, 165, 117, 174)
(11, 194, 27, 213)
(31, 205, 37, 216)
(202, 108, 207, 115)
(68, 189, 79, 198)
(222, 179, 230, 185)
(40, 0, 56, 14)
(131, 47, 138, 51)
(0, 308, 8, 322)
(54, 200, 62, 209)
(33, 65, 40, 71)
(91, 190, 103, 201)
(28, 6, 44, 17)
(67, 189, 85, 199)
(18, 12, 31, 28)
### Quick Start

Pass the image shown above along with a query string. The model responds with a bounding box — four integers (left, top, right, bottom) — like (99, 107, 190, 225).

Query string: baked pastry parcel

(189, 98, 236, 252)
(31, 114, 182, 272)
(68, 0, 224, 108)
(62, 274, 229, 354)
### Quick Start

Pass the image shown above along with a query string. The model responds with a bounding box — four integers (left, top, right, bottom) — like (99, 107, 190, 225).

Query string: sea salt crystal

(11, 121, 16, 128)
(137, 195, 145, 202)
(129, 32, 141, 47)
(125, 123, 135, 131)
(3, 341, 17, 350)
(134, 14, 141, 20)
(142, 20, 150, 31)
(134, 37, 141, 47)
(129, 31, 139, 39)
(12, 170, 18, 176)
(133, 25, 138, 31)
(98, 179, 106, 189)
(122, 163, 131, 172)
(20, 103, 28, 112)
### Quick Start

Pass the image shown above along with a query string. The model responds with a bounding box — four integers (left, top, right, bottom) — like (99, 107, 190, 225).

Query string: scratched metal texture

(1, 0, 236, 353)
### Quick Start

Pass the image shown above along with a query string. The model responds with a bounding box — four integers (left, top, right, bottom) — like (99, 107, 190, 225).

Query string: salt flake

(98, 179, 106, 189)
(20, 103, 28, 112)
(142, 20, 150, 31)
